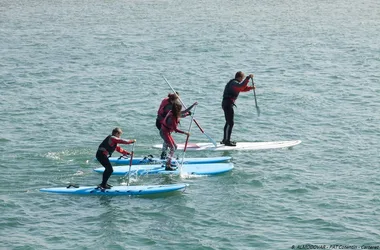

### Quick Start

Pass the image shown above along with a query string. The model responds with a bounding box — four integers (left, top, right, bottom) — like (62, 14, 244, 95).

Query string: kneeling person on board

(96, 127, 136, 189)
(221, 71, 255, 146)
(160, 101, 192, 170)
(156, 93, 197, 159)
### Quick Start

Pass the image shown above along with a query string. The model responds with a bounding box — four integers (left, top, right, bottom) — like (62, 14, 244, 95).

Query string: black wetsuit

(222, 76, 252, 143)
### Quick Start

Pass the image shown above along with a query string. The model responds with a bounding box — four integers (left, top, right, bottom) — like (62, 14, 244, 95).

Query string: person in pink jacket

(156, 93, 197, 159)
(160, 101, 195, 170)
(156, 93, 178, 130)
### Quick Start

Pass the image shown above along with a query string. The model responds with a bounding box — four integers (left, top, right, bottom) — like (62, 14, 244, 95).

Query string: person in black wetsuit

(96, 127, 136, 189)
(221, 71, 255, 146)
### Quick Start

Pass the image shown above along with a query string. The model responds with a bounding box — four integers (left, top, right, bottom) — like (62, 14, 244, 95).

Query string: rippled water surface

(1, 0, 380, 249)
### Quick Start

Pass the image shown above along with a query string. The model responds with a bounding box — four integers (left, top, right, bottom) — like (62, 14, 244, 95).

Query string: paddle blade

(253, 87, 260, 117)
(256, 105, 261, 117)
(251, 78, 260, 117)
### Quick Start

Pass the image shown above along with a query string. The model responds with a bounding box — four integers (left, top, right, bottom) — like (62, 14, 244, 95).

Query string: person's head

(112, 127, 123, 138)
(168, 92, 179, 103)
(172, 101, 182, 118)
(235, 71, 245, 82)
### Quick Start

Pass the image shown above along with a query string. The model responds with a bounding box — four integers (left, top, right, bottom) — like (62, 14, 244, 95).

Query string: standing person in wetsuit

(96, 127, 136, 189)
(156, 92, 197, 159)
(156, 93, 179, 130)
(221, 71, 255, 146)
(160, 101, 194, 170)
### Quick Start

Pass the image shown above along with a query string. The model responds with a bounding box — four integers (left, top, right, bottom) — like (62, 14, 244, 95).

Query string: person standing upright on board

(160, 101, 193, 170)
(156, 93, 179, 130)
(96, 127, 136, 189)
(221, 71, 255, 146)
(156, 93, 197, 159)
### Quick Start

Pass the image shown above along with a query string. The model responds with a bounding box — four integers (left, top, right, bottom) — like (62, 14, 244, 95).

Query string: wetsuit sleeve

(174, 128, 185, 134)
(116, 146, 130, 155)
(240, 86, 254, 92)
(232, 77, 251, 92)
(180, 110, 190, 118)
(180, 102, 197, 117)
(110, 137, 134, 145)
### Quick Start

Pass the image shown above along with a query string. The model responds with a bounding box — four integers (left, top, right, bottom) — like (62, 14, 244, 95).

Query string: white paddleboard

(153, 140, 301, 151)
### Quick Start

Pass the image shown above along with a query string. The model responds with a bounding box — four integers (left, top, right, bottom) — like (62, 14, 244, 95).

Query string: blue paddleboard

(93, 163, 234, 176)
(40, 183, 188, 196)
(107, 156, 232, 165)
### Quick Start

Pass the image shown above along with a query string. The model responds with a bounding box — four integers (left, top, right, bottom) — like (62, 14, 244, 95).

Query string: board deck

(153, 140, 302, 151)
(93, 162, 234, 176)
(107, 156, 232, 165)
(40, 183, 188, 196)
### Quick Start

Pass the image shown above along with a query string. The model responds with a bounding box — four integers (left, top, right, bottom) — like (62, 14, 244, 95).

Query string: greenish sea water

(1, 0, 379, 249)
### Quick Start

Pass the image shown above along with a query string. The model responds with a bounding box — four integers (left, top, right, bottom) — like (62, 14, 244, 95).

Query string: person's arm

(232, 74, 254, 92)
(111, 137, 136, 155)
(180, 112, 189, 118)
(173, 119, 189, 135)
(240, 85, 255, 92)
(183, 101, 198, 113)
(174, 127, 190, 137)
(110, 136, 135, 145)
(116, 146, 130, 155)
(181, 102, 198, 117)
(174, 127, 186, 134)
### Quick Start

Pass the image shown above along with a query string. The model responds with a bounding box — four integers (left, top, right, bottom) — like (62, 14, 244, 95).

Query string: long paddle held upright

(251, 78, 260, 116)
(126, 141, 136, 186)
(162, 75, 217, 147)
(180, 105, 197, 170)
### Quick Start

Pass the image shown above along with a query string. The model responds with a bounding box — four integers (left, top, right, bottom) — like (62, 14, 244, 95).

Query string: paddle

(162, 75, 217, 147)
(126, 141, 136, 186)
(251, 78, 260, 116)
(180, 105, 197, 170)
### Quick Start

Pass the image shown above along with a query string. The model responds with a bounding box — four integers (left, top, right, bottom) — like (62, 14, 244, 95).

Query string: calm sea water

(1, 0, 380, 249)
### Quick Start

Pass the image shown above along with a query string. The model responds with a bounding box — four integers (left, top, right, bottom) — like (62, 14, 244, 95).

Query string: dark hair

(235, 71, 244, 79)
(168, 92, 179, 102)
